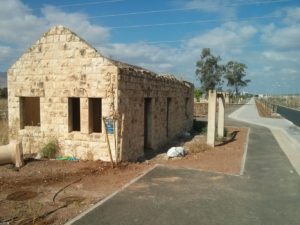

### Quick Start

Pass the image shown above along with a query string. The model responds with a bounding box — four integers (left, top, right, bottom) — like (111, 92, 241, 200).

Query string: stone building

(7, 25, 194, 161)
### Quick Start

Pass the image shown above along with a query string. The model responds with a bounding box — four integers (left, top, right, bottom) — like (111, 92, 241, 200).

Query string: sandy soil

(0, 126, 249, 225)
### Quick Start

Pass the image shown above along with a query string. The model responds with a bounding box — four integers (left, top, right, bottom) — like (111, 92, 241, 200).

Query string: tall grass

(0, 118, 8, 145)
(0, 98, 7, 110)
(0, 98, 8, 145)
(266, 96, 300, 109)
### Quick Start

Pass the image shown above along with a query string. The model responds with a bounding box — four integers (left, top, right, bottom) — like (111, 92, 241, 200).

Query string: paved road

(230, 98, 300, 175)
(277, 105, 300, 127)
(68, 103, 300, 225)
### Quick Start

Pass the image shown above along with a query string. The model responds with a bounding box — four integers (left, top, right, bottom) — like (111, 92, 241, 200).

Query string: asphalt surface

(69, 103, 300, 225)
(229, 99, 300, 175)
(277, 105, 300, 127)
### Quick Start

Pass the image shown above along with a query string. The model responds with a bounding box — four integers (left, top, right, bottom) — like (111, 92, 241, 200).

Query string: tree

(195, 48, 224, 94)
(225, 61, 250, 95)
(194, 88, 203, 102)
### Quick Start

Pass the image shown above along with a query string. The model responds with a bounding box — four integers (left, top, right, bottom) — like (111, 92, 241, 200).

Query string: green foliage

(195, 48, 224, 94)
(40, 140, 58, 159)
(225, 61, 250, 95)
(194, 89, 203, 102)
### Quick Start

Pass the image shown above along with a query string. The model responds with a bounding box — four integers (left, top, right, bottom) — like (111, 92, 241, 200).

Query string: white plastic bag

(167, 146, 186, 158)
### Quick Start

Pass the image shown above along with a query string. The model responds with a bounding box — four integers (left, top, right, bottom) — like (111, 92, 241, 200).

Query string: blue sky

(0, 0, 299, 94)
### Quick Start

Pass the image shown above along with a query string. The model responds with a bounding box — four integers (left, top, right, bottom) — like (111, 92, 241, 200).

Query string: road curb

(240, 127, 250, 175)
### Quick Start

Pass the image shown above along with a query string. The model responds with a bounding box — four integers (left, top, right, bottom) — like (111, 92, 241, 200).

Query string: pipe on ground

(0, 140, 23, 167)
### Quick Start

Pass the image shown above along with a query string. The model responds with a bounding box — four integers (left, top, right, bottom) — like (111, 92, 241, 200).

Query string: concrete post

(207, 90, 217, 147)
(225, 93, 230, 104)
(217, 95, 225, 138)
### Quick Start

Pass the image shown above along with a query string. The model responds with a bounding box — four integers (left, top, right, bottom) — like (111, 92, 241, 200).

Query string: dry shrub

(0, 118, 8, 145)
(0, 98, 8, 145)
(185, 136, 212, 154)
(0, 98, 7, 110)
(85, 150, 94, 161)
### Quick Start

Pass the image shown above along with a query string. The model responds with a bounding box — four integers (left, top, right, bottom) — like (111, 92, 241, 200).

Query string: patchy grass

(185, 135, 212, 153)
(0, 98, 8, 145)
(40, 140, 59, 159)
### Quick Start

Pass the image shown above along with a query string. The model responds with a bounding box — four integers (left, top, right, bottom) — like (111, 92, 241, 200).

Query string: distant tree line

(0, 88, 7, 98)
(195, 48, 250, 97)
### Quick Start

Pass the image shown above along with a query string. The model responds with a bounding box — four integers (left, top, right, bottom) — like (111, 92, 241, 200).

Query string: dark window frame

(20, 97, 41, 128)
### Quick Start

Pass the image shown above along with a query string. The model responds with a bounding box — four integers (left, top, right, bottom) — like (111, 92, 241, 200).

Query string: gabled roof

(9, 25, 193, 88)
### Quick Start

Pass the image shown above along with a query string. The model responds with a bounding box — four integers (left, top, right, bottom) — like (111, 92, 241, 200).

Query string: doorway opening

(144, 98, 152, 151)
(166, 97, 171, 138)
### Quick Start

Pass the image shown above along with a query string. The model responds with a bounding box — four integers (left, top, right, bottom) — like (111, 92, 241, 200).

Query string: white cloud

(283, 7, 300, 24)
(99, 42, 184, 73)
(261, 7, 300, 50)
(0, 0, 110, 70)
(41, 6, 110, 44)
(181, 0, 236, 18)
(186, 22, 257, 57)
(262, 24, 300, 50)
(0, 0, 45, 46)
(0, 0, 110, 48)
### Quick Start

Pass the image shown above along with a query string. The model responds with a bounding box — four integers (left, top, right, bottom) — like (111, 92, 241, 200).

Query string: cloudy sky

(0, 0, 299, 94)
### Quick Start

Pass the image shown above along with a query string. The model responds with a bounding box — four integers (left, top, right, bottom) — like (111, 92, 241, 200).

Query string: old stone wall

(194, 102, 208, 117)
(117, 66, 194, 160)
(8, 26, 117, 161)
(8, 25, 194, 162)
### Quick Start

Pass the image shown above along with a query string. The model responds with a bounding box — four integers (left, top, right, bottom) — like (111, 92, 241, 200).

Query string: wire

(56, 0, 124, 7)
(88, 0, 290, 19)
(109, 15, 282, 29)
(31, 0, 124, 10)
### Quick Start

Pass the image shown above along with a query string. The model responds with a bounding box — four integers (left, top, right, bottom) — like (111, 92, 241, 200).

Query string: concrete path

(68, 102, 300, 225)
(229, 98, 300, 175)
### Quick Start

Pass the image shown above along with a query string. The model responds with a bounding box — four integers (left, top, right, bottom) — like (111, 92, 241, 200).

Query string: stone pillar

(217, 95, 225, 138)
(207, 90, 217, 147)
(80, 98, 89, 133)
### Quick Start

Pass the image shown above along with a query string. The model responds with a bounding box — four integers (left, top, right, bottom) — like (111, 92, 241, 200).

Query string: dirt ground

(0, 125, 249, 225)
(149, 126, 248, 174)
(255, 100, 280, 118)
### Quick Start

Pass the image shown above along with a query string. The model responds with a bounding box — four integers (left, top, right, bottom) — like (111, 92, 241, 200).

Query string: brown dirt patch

(6, 191, 38, 201)
(149, 126, 249, 175)
(0, 160, 151, 225)
(0, 126, 249, 224)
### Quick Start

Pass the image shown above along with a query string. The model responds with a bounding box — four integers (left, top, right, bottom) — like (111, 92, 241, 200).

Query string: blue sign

(105, 118, 114, 134)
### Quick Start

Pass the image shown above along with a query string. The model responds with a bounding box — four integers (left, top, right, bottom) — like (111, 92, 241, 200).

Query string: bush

(0, 88, 7, 98)
(194, 89, 202, 102)
(40, 140, 58, 159)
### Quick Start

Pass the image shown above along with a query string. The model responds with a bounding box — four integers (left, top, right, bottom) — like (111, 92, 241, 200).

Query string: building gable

(8, 25, 116, 98)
